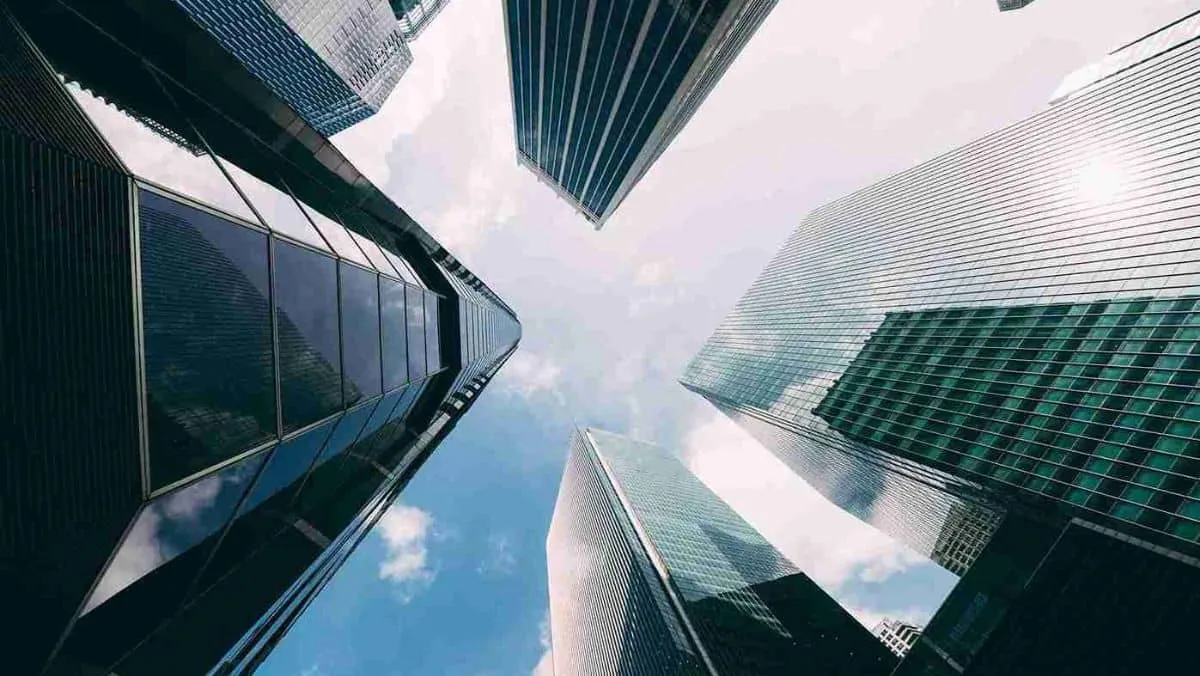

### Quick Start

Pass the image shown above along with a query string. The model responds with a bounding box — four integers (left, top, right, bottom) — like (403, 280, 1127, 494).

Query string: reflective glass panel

(275, 240, 342, 432)
(349, 229, 395, 275)
(381, 277, 409, 391)
(140, 189, 276, 489)
(382, 249, 420, 285)
(83, 451, 265, 613)
(340, 262, 383, 404)
(425, 291, 441, 373)
(313, 399, 379, 467)
(299, 202, 373, 267)
(406, 284, 427, 381)
(237, 418, 336, 517)
(68, 85, 258, 223)
(221, 161, 329, 251)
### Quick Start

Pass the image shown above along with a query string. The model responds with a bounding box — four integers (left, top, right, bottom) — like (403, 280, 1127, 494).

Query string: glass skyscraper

(390, 0, 451, 40)
(173, 0, 412, 136)
(546, 428, 896, 675)
(683, 10, 1200, 566)
(501, 0, 778, 228)
(0, 4, 518, 674)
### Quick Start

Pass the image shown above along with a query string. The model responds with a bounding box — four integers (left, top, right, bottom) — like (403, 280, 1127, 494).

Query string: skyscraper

(173, 0, 412, 136)
(895, 515, 1200, 675)
(997, 0, 1035, 11)
(501, 0, 778, 228)
(683, 9, 1200, 565)
(391, 0, 451, 40)
(0, 3, 518, 674)
(872, 618, 922, 658)
(546, 428, 897, 675)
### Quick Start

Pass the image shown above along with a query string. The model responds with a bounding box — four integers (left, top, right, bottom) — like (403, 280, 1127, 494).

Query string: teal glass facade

(683, 11, 1200, 563)
(547, 428, 896, 675)
(501, 0, 778, 227)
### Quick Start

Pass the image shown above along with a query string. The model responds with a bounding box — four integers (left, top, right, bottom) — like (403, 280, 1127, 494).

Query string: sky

(255, 1, 1197, 674)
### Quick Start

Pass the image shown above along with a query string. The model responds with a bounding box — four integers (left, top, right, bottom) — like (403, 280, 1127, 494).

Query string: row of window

(139, 187, 442, 490)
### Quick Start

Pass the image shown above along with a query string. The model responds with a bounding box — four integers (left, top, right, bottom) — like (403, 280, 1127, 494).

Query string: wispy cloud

(476, 533, 518, 577)
(376, 503, 437, 602)
(531, 610, 553, 676)
(498, 351, 563, 402)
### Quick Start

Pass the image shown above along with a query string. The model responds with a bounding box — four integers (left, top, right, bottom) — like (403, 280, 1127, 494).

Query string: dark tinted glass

(275, 240, 341, 432)
(381, 277, 409, 390)
(340, 262, 382, 405)
(140, 189, 276, 489)
(238, 418, 336, 516)
(82, 450, 265, 614)
(425, 291, 441, 373)
(406, 284, 427, 381)
(312, 399, 379, 468)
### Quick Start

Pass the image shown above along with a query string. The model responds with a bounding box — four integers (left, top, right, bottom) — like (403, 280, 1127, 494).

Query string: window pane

(349, 229, 395, 275)
(221, 162, 329, 251)
(381, 277, 409, 391)
(425, 291, 440, 373)
(69, 85, 258, 224)
(312, 400, 378, 469)
(340, 262, 383, 404)
(82, 451, 265, 614)
(406, 284, 427, 381)
(140, 189, 276, 489)
(237, 418, 336, 517)
(382, 249, 420, 285)
(275, 240, 342, 432)
(300, 202, 373, 267)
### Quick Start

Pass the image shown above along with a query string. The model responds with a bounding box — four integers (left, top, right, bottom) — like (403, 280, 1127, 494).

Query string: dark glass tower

(172, 0, 412, 136)
(546, 428, 897, 676)
(997, 0, 1035, 11)
(0, 4, 519, 674)
(895, 515, 1200, 675)
(501, 0, 778, 228)
(683, 10, 1200, 566)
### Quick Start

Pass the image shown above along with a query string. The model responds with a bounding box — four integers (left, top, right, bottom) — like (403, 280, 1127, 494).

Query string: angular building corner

(546, 428, 897, 675)
(391, 0, 453, 40)
(0, 2, 518, 674)
(682, 8, 1200, 574)
(501, 0, 778, 228)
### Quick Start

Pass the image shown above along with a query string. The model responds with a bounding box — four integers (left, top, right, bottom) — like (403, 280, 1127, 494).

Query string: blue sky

(257, 0, 1196, 674)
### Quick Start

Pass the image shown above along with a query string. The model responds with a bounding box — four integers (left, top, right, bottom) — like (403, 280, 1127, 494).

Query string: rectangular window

(407, 284, 427, 381)
(381, 277, 409, 391)
(340, 262, 383, 405)
(275, 240, 341, 432)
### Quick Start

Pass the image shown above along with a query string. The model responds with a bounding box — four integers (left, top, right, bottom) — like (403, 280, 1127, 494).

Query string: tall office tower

(546, 428, 897, 676)
(684, 9, 1200, 568)
(0, 3, 519, 675)
(895, 515, 1199, 675)
(997, 0, 1035, 11)
(173, 0, 412, 136)
(501, 0, 778, 228)
(929, 504, 1003, 576)
(391, 0, 451, 40)
(872, 619, 922, 658)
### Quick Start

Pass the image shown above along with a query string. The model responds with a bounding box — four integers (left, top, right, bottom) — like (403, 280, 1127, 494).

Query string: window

(237, 419, 337, 516)
(407, 284, 427, 381)
(275, 240, 342, 432)
(425, 291, 440, 373)
(140, 189, 276, 489)
(381, 277, 409, 391)
(340, 262, 382, 404)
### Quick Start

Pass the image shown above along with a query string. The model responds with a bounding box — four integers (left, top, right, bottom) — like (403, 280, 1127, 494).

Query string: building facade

(896, 516, 1200, 675)
(546, 428, 896, 676)
(0, 3, 518, 674)
(174, 0, 412, 136)
(683, 10, 1200, 564)
(390, 0, 451, 40)
(501, 0, 778, 227)
(872, 619, 922, 658)
(997, 0, 1035, 12)
(930, 504, 1004, 576)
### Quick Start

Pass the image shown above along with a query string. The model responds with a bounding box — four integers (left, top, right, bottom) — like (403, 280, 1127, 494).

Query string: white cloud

(531, 610, 553, 676)
(376, 503, 437, 601)
(499, 351, 563, 401)
(633, 259, 673, 287)
(682, 413, 924, 593)
(476, 533, 518, 577)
